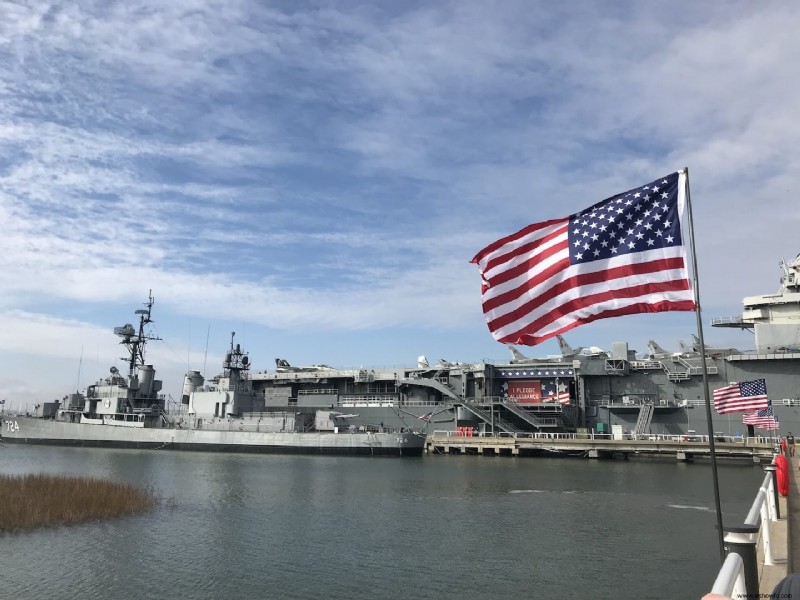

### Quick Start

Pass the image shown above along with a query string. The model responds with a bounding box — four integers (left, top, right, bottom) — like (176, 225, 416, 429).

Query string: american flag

(713, 379, 770, 415)
(538, 379, 571, 404)
(417, 412, 433, 422)
(470, 172, 696, 345)
(742, 400, 779, 430)
(542, 389, 571, 405)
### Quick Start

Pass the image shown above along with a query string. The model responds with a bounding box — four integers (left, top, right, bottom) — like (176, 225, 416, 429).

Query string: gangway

(633, 403, 655, 437)
(458, 403, 521, 434)
(503, 401, 560, 429)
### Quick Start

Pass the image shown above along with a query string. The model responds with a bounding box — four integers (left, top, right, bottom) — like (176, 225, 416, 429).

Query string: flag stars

(566, 173, 681, 264)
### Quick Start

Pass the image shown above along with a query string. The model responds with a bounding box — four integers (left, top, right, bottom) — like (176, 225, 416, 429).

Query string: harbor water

(1, 447, 764, 600)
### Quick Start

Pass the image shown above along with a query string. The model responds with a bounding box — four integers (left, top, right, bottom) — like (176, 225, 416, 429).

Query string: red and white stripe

(471, 220, 695, 346)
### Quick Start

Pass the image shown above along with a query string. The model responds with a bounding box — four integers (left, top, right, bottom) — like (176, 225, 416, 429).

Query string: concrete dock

(425, 432, 775, 462)
(766, 451, 800, 593)
(759, 461, 789, 595)
(738, 452, 796, 596)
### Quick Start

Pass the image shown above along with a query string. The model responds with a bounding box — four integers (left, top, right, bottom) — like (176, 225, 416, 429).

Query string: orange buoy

(776, 454, 789, 497)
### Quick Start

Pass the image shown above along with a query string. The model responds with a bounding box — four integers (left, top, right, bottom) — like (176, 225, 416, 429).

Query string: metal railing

(707, 460, 780, 598)
(430, 430, 775, 446)
(709, 553, 747, 599)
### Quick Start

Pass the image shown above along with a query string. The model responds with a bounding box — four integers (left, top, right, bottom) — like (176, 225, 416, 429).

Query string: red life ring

(776, 454, 789, 497)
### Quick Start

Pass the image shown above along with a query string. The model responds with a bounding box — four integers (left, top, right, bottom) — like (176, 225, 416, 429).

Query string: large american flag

(742, 400, 779, 430)
(471, 172, 696, 345)
(713, 379, 770, 415)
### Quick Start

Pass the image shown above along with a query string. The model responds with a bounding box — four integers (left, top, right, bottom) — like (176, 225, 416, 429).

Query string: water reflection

(1, 447, 762, 600)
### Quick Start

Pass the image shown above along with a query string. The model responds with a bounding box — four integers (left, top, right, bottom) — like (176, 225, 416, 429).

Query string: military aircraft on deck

(274, 358, 333, 373)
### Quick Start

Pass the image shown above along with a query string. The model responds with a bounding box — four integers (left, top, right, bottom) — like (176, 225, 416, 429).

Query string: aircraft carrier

(240, 251, 800, 439)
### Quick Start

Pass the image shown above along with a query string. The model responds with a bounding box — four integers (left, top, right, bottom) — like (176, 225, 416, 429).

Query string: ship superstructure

(713, 252, 800, 353)
(55, 291, 165, 427)
(245, 253, 800, 439)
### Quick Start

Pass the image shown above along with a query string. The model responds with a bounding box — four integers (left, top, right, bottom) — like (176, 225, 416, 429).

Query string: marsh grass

(0, 474, 156, 532)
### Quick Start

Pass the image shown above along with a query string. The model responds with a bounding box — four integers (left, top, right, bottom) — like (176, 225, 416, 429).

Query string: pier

(706, 453, 800, 598)
(425, 431, 776, 462)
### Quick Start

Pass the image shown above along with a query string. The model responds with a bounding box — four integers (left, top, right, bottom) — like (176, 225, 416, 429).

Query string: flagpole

(683, 167, 726, 562)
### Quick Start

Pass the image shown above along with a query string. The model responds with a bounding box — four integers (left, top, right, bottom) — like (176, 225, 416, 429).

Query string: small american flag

(743, 400, 779, 430)
(471, 171, 696, 345)
(543, 390, 571, 405)
(713, 379, 770, 414)
(417, 412, 433, 422)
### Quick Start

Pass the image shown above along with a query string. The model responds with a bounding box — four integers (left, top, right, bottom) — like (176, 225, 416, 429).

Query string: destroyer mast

(113, 290, 162, 378)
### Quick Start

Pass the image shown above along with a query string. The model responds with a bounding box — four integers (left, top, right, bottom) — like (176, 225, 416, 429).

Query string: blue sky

(2, 1, 799, 407)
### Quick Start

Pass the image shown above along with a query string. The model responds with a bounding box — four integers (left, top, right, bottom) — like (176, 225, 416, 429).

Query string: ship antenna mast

(223, 330, 249, 379)
(115, 290, 162, 377)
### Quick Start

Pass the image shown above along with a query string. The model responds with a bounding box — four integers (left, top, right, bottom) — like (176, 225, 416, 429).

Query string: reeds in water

(0, 474, 156, 532)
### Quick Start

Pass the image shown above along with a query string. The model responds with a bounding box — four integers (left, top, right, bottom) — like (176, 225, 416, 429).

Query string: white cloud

(0, 0, 798, 403)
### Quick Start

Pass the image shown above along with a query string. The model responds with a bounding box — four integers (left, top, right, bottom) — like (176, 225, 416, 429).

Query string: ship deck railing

(595, 398, 677, 408)
(339, 395, 399, 406)
(464, 396, 567, 410)
(188, 418, 418, 435)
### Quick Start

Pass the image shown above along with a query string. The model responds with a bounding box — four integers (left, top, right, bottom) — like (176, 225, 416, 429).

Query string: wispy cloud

(1, 1, 799, 401)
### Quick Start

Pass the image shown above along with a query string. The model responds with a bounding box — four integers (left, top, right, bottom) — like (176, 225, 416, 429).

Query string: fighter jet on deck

(507, 346, 565, 363)
(644, 340, 694, 361)
(686, 334, 742, 357)
(274, 358, 333, 373)
(555, 335, 607, 357)
(507, 335, 605, 364)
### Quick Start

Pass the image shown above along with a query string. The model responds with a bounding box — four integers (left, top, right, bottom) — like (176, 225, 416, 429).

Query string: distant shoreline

(0, 474, 156, 533)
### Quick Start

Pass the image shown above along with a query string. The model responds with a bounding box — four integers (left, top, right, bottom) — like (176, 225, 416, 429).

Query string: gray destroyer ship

(1, 293, 425, 456)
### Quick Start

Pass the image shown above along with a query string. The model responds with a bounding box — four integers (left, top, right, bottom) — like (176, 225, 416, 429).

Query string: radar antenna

(223, 331, 250, 377)
(114, 290, 161, 377)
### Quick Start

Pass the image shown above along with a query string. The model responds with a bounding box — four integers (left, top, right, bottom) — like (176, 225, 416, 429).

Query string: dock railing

(707, 459, 780, 598)
(434, 430, 775, 446)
